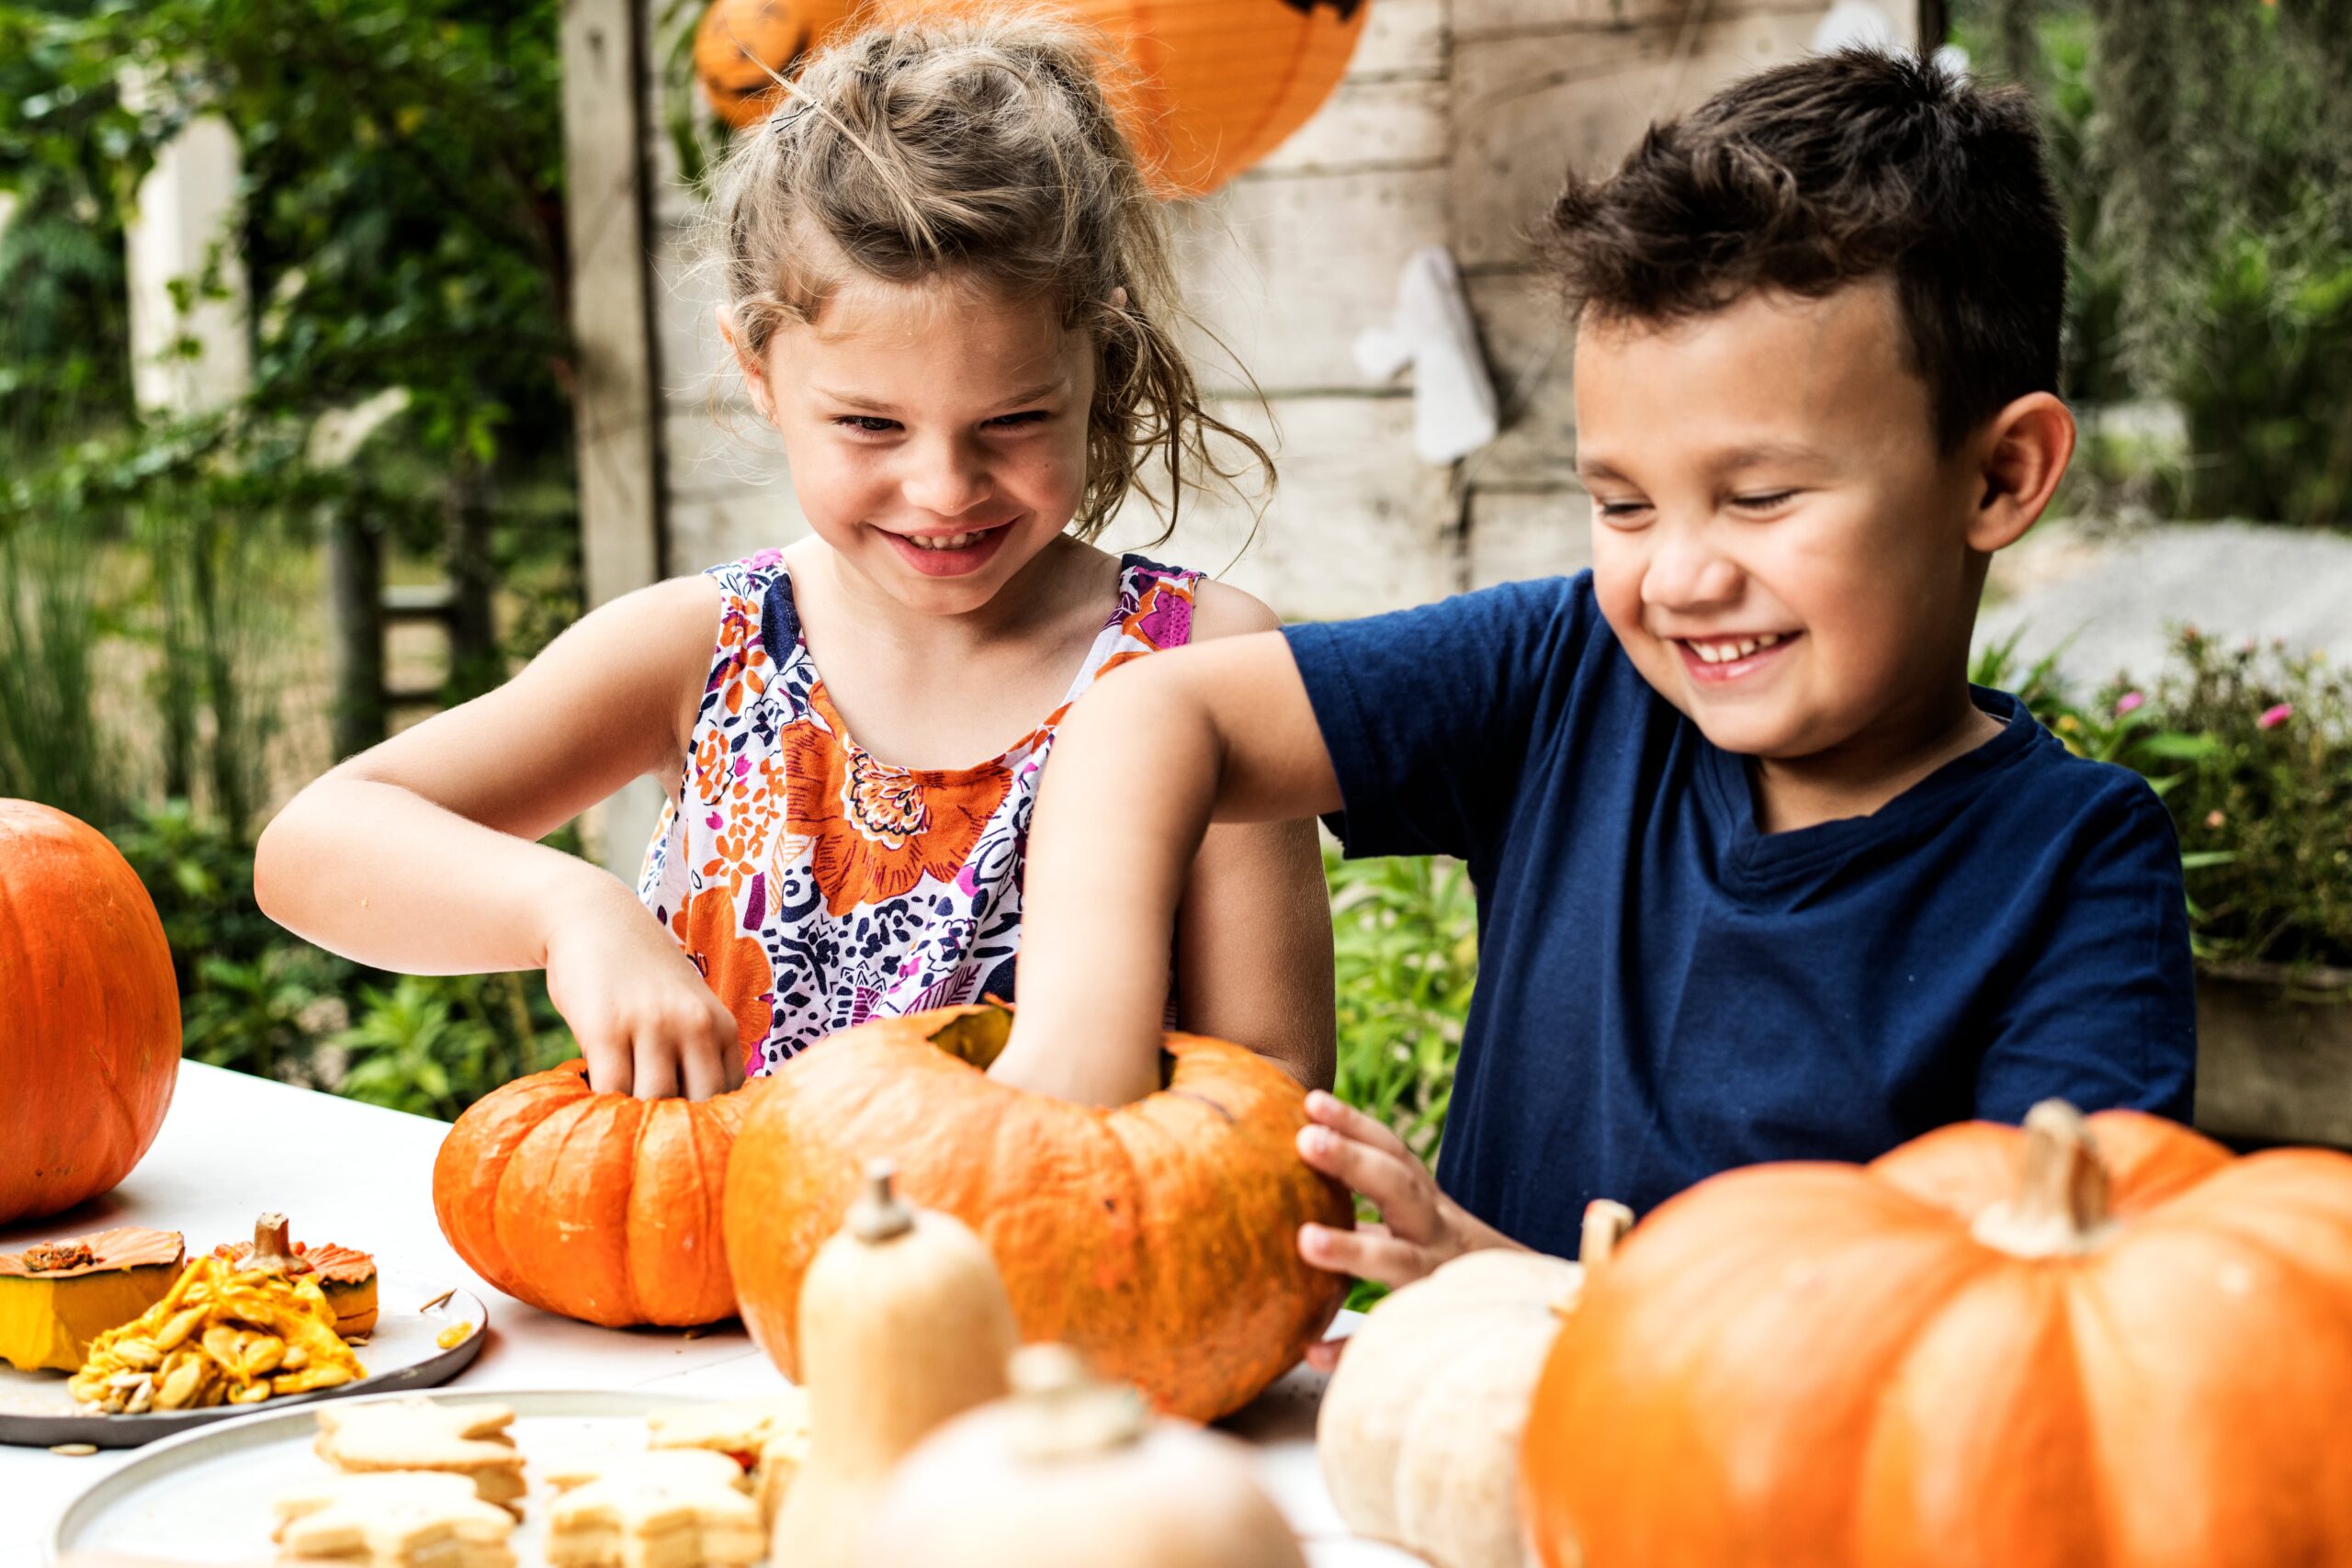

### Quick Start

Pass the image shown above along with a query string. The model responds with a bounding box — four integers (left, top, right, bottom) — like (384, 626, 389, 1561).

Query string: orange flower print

(671, 885, 775, 1065)
(779, 693, 1012, 918)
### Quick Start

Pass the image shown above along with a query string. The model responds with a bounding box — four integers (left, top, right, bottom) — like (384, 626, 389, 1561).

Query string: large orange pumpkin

(432, 1061, 753, 1326)
(724, 1003, 1351, 1420)
(0, 800, 179, 1225)
(1521, 1101, 2352, 1567)
(693, 0, 1369, 197)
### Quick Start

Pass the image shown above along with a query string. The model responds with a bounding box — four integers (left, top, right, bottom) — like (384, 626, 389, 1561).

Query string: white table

(0, 1064, 1413, 1565)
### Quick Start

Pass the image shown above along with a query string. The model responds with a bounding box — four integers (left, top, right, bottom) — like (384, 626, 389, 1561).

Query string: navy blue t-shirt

(1286, 572, 2196, 1255)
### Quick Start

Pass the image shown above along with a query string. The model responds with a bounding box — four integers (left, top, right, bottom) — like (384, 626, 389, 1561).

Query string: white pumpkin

(1317, 1200, 1633, 1568)
(864, 1344, 1307, 1568)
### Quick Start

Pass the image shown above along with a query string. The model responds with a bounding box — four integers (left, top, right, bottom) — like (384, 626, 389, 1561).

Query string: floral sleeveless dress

(637, 548, 1201, 1077)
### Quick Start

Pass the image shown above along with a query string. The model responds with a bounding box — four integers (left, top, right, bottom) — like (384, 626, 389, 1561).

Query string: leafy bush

(1329, 847, 1478, 1168)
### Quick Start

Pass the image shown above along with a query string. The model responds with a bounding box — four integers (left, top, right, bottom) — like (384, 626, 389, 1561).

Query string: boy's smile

(1575, 279, 2044, 830)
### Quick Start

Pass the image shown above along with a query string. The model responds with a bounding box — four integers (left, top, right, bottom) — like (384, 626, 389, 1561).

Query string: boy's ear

(1965, 391, 2075, 553)
(717, 306, 777, 425)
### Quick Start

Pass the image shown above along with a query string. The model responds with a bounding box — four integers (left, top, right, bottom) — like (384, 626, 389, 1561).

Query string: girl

(255, 15, 1334, 1103)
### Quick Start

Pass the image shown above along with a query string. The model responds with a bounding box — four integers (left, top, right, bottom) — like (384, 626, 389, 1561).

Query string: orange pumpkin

(692, 0, 1369, 197)
(432, 1061, 752, 1326)
(1521, 1101, 2352, 1567)
(723, 1003, 1351, 1420)
(0, 800, 179, 1225)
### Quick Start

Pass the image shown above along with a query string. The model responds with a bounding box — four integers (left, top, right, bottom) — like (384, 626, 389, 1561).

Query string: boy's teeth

(1690, 633, 1781, 664)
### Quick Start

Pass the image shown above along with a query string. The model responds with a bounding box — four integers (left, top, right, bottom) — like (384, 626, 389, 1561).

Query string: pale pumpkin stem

(1970, 1100, 2116, 1258)
(1579, 1200, 1634, 1275)
(850, 1161, 916, 1244)
(246, 1212, 301, 1272)
(1006, 1343, 1148, 1460)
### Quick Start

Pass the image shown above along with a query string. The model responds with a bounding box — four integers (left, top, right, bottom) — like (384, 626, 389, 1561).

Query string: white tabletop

(0, 1063, 1412, 1566)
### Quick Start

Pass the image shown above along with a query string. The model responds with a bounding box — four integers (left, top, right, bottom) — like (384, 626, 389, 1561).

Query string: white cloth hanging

(1352, 243, 1500, 466)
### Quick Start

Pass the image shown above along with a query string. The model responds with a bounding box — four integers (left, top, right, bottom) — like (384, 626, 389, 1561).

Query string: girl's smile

(879, 518, 1021, 578)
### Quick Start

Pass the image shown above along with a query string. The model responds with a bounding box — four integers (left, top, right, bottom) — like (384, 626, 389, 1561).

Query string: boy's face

(1575, 280, 1986, 763)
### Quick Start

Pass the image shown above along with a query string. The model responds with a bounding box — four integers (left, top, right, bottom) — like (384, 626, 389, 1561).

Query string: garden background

(0, 0, 2346, 1156)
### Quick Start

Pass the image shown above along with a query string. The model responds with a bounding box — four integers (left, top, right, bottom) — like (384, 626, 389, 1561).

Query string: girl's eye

(1732, 491, 1796, 512)
(988, 410, 1049, 429)
(835, 416, 899, 434)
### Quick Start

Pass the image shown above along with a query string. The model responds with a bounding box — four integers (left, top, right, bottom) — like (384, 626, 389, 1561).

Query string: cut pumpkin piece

(0, 1226, 187, 1372)
(216, 1213, 379, 1338)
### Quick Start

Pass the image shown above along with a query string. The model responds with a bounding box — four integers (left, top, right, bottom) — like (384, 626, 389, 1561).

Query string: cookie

(272, 1469, 517, 1568)
(314, 1399, 528, 1513)
(647, 1393, 809, 1526)
(545, 1449, 764, 1568)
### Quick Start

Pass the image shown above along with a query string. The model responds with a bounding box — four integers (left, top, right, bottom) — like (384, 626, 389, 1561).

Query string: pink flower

(2114, 691, 2145, 716)
(2207, 809, 2227, 829)
(2258, 703, 2294, 730)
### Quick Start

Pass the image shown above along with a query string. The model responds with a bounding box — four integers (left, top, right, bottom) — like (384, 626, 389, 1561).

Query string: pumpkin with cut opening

(1521, 1101, 2352, 1567)
(724, 1003, 1350, 1421)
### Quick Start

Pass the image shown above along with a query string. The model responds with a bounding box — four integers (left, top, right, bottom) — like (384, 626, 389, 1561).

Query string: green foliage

(1951, 0, 2352, 526)
(333, 973, 571, 1121)
(1329, 847, 1478, 1168)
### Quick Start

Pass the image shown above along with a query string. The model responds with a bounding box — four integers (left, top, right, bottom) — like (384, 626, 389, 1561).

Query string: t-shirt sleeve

(1282, 576, 1599, 863)
(1973, 779, 2198, 1122)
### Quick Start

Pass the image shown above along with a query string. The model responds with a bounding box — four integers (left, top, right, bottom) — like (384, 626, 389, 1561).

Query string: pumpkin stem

(1551, 1199, 1634, 1317)
(1005, 1343, 1148, 1461)
(245, 1213, 304, 1274)
(849, 1160, 916, 1244)
(1971, 1100, 2117, 1258)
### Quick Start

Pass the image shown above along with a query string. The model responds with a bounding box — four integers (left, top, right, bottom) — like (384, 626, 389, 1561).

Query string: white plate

(50, 1387, 718, 1564)
(0, 1269, 488, 1449)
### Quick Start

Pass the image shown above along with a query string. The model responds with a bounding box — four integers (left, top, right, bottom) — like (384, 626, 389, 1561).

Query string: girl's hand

(1294, 1089, 1519, 1290)
(541, 885, 745, 1101)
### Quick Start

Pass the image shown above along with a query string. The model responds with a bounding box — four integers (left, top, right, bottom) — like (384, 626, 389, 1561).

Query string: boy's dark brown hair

(1547, 48, 2065, 453)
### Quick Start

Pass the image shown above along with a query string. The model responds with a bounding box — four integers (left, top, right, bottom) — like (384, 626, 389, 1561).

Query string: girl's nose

(899, 436, 993, 519)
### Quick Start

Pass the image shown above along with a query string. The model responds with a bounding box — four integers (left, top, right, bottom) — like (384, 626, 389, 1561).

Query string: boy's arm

(994, 630, 1342, 1105)
(254, 575, 741, 1100)
(1974, 785, 2199, 1122)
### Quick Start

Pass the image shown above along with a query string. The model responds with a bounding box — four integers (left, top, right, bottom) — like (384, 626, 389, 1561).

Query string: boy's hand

(541, 885, 744, 1101)
(1295, 1089, 1517, 1290)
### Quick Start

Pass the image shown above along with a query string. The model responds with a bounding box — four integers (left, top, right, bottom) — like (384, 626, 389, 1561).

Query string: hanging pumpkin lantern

(691, 0, 1370, 196)
(1521, 1101, 2352, 1568)
(431, 1060, 753, 1327)
(0, 800, 180, 1226)
(723, 1002, 1351, 1421)
(1318, 1201, 1633, 1568)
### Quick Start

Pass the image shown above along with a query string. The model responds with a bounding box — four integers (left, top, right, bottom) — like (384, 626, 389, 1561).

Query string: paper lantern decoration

(693, 0, 1371, 196)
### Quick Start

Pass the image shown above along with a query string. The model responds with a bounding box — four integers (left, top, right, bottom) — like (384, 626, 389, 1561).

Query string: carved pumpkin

(431, 1061, 752, 1327)
(866, 1344, 1308, 1568)
(1319, 1201, 1632, 1568)
(692, 0, 1369, 196)
(724, 1003, 1351, 1420)
(0, 1226, 186, 1372)
(1521, 1101, 2352, 1568)
(0, 800, 180, 1225)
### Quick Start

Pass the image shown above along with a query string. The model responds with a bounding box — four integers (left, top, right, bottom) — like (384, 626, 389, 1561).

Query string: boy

(991, 49, 2196, 1285)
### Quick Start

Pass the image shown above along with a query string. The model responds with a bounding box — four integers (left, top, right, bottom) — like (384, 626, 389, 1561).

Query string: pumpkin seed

(48, 1443, 97, 1457)
(112, 1337, 162, 1371)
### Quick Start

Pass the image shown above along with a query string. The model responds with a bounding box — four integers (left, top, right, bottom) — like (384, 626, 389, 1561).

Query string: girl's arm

(254, 576, 741, 1100)
(1167, 584, 1335, 1092)
(993, 616, 1343, 1106)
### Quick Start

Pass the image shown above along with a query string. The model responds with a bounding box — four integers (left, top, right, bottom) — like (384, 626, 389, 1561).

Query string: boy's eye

(835, 415, 899, 434)
(1732, 491, 1796, 511)
(1595, 501, 1651, 524)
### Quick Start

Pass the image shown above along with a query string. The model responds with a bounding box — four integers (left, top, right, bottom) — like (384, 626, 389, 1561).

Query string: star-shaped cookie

(314, 1399, 528, 1512)
(272, 1469, 517, 1568)
(546, 1449, 764, 1568)
(646, 1393, 809, 1527)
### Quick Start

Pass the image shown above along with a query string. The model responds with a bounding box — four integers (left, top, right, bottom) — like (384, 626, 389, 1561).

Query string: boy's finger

(1305, 1337, 1349, 1375)
(1297, 1125, 1441, 1240)
(1299, 1220, 1433, 1290)
(1306, 1090, 1417, 1164)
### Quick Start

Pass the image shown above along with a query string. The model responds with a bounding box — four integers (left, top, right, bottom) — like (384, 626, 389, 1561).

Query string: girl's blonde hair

(709, 10, 1272, 542)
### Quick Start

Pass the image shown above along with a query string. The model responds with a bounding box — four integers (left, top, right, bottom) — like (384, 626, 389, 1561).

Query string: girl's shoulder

(1113, 554, 1279, 645)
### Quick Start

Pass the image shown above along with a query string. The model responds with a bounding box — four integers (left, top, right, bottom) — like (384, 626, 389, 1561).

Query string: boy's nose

(1640, 530, 1743, 611)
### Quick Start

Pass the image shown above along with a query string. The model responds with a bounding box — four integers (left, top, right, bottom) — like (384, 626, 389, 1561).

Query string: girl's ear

(717, 306, 778, 425)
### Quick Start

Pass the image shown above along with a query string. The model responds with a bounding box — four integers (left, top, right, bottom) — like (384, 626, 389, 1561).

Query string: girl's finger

(681, 1034, 729, 1103)
(1306, 1089, 1418, 1164)
(1299, 1221, 1433, 1290)
(576, 1021, 634, 1098)
(1297, 1124, 1441, 1239)
(631, 1032, 682, 1102)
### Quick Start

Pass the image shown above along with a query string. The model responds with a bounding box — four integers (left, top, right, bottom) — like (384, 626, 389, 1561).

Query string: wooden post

(561, 0, 671, 877)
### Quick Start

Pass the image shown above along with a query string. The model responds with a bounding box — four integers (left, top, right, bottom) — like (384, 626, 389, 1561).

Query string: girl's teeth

(910, 531, 981, 551)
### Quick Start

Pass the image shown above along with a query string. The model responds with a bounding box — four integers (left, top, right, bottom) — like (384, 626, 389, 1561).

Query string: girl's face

(739, 275, 1096, 617)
